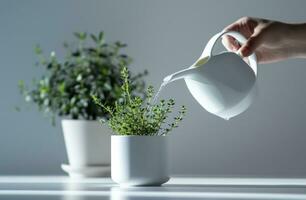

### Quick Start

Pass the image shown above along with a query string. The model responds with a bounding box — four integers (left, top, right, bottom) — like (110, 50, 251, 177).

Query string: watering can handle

(200, 31, 258, 76)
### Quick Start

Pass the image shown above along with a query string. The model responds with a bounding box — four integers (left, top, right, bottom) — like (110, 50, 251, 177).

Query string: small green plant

(92, 66, 186, 136)
(18, 32, 147, 124)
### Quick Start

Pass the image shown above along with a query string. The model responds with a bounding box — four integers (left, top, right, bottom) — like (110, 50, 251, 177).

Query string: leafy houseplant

(18, 32, 147, 178)
(92, 66, 186, 186)
(19, 32, 146, 123)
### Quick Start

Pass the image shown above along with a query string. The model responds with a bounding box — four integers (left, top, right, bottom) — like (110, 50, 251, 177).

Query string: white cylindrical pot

(61, 119, 111, 176)
(111, 135, 169, 186)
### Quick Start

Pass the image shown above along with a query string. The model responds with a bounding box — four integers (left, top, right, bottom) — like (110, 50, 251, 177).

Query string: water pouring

(162, 31, 258, 120)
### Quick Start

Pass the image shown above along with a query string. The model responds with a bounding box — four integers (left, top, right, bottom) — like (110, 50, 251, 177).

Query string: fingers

(223, 20, 241, 32)
(222, 35, 240, 52)
(222, 17, 255, 54)
(222, 17, 267, 57)
(223, 16, 252, 31)
(222, 18, 242, 50)
(239, 27, 265, 57)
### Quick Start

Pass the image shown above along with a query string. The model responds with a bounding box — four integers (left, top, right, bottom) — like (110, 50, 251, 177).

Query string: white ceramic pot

(111, 135, 169, 186)
(61, 119, 111, 177)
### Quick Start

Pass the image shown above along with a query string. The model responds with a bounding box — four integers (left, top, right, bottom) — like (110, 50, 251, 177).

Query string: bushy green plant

(18, 32, 147, 124)
(92, 66, 186, 136)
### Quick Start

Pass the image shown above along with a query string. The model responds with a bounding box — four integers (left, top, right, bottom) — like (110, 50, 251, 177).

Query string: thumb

(239, 31, 264, 57)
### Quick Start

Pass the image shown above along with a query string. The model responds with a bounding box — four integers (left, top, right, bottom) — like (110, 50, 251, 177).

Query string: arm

(287, 23, 306, 58)
(222, 17, 306, 64)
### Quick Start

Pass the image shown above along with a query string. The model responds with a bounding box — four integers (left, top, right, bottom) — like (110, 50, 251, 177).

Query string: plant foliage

(92, 66, 186, 136)
(19, 32, 147, 123)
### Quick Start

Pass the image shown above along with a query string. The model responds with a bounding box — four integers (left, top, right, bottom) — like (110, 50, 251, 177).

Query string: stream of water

(151, 80, 169, 105)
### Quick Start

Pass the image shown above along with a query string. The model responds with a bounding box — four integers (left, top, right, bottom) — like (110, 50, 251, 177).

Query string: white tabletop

(0, 176, 306, 200)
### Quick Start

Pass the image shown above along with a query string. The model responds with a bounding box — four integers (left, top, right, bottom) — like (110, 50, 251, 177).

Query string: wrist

(285, 23, 306, 58)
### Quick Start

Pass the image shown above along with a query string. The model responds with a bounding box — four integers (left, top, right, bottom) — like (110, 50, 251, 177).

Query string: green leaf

(98, 32, 105, 45)
(74, 32, 87, 41)
(58, 82, 65, 95)
(18, 80, 25, 91)
(98, 32, 104, 41)
(25, 95, 31, 102)
(90, 34, 98, 43)
(43, 98, 49, 106)
(104, 82, 112, 91)
(70, 97, 77, 105)
(34, 45, 42, 55)
(76, 74, 82, 82)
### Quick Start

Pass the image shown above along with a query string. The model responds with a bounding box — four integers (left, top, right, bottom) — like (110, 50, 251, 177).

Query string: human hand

(222, 17, 306, 64)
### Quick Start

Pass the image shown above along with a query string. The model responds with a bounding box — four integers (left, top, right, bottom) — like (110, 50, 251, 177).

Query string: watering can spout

(163, 67, 198, 83)
(163, 56, 210, 83)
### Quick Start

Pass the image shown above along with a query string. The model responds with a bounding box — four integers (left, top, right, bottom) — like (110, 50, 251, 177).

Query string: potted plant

(93, 67, 186, 186)
(18, 32, 147, 178)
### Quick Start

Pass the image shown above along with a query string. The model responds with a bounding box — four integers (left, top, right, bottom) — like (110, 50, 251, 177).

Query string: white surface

(62, 120, 111, 168)
(0, 176, 306, 199)
(61, 164, 111, 178)
(111, 136, 169, 186)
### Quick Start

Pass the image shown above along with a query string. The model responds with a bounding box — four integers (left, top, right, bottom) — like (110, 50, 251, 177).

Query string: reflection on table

(0, 176, 305, 200)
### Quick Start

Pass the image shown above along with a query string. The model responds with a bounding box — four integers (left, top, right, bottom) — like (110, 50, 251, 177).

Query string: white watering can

(164, 31, 258, 120)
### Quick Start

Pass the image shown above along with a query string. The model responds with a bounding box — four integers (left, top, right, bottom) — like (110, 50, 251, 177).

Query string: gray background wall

(1, 0, 306, 176)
